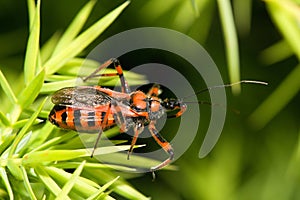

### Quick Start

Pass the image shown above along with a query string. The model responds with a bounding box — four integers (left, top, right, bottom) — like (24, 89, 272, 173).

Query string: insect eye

(132, 105, 145, 112)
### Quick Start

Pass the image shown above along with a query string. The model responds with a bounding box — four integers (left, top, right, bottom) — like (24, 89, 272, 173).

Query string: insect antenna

(182, 80, 268, 100)
(180, 80, 267, 113)
(184, 100, 240, 114)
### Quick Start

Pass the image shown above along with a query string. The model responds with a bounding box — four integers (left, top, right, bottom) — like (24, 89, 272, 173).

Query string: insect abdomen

(49, 105, 115, 132)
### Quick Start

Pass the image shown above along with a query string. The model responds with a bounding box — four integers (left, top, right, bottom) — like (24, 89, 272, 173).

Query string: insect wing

(51, 86, 112, 107)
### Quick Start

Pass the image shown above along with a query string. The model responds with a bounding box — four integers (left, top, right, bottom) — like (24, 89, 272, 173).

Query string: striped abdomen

(48, 105, 116, 132)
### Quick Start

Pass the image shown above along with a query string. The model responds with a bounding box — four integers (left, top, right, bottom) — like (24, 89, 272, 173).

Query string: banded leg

(111, 99, 128, 133)
(148, 121, 174, 172)
(91, 101, 130, 157)
(91, 102, 112, 157)
(83, 58, 131, 94)
(127, 123, 144, 160)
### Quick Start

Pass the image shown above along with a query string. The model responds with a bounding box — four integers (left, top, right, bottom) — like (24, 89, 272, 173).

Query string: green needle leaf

(9, 97, 47, 157)
(45, 166, 100, 198)
(260, 40, 293, 65)
(249, 64, 300, 129)
(41, 79, 78, 94)
(0, 111, 10, 126)
(23, 149, 88, 165)
(44, 1, 130, 75)
(7, 159, 23, 181)
(190, 0, 199, 16)
(27, 0, 35, 27)
(40, 32, 61, 63)
(18, 69, 45, 109)
(35, 165, 68, 199)
(22, 145, 136, 165)
(56, 58, 100, 76)
(265, 0, 300, 60)
(0, 134, 15, 156)
(83, 169, 150, 200)
(52, 0, 97, 56)
(55, 160, 86, 200)
(20, 166, 37, 200)
(0, 69, 17, 104)
(0, 167, 14, 200)
(87, 176, 120, 200)
(22, 122, 55, 153)
(24, 0, 41, 84)
(217, 0, 241, 94)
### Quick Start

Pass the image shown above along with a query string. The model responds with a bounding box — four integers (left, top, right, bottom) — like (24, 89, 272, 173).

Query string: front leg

(148, 121, 174, 172)
(127, 123, 144, 160)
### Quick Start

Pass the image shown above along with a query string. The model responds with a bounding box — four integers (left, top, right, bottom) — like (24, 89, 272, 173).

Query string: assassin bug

(49, 58, 186, 172)
(49, 58, 267, 172)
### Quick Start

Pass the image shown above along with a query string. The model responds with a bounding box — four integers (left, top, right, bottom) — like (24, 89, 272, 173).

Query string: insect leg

(91, 102, 112, 157)
(147, 84, 160, 97)
(83, 58, 131, 94)
(148, 121, 174, 172)
(110, 100, 142, 160)
(111, 99, 127, 133)
(127, 123, 144, 160)
(83, 59, 115, 80)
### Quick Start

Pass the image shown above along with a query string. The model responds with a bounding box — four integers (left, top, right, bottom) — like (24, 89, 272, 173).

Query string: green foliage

(216, 0, 241, 93)
(249, 0, 300, 129)
(0, 0, 299, 199)
(0, 1, 151, 199)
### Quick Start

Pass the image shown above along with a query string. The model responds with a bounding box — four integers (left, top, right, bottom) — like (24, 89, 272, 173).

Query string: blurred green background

(0, 0, 299, 199)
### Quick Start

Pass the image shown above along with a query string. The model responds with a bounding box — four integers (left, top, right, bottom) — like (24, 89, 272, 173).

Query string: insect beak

(175, 102, 187, 117)
(163, 99, 187, 118)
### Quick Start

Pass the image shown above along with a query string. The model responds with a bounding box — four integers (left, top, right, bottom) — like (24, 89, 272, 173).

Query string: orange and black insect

(48, 58, 187, 172)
